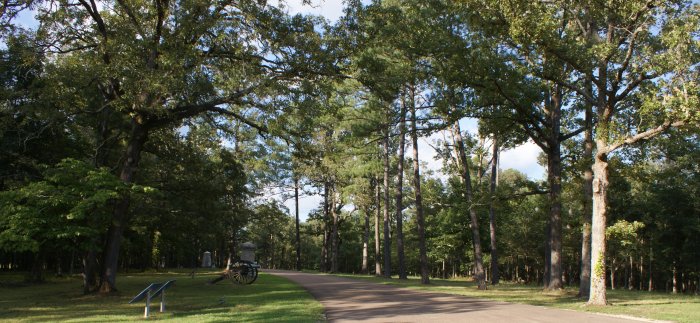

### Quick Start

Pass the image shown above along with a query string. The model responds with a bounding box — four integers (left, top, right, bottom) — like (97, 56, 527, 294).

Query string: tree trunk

(648, 245, 653, 291)
(69, 250, 75, 276)
(383, 127, 392, 278)
(588, 149, 609, 305)
(639, 255, 644, 290)
(452, 120, 486, 290)
(396, 99, 407, 280)
(99, 120, 148, 293)
(226, 230, 237, 269)
(411, 93, 429, 285)
(82, 244, 98, 294)
(27, 251, 44, 283)
(545, 221, 551, 288)
(547, 86, 564, 290)
(672, 264, 678, 294)
(320, 181, 330, 272)
(294, 176, 301, 271)
(628, 255, 634, 290)
(330, 185, 339, 273)
(488, 135, 499, 285)
(362, 204, 370, 274)
(579, 69, 594, 299)
(374, 176, 382, 276)
(610, 263, 616, 290)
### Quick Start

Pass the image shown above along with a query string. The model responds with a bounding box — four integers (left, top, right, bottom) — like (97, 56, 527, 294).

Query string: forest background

(1, 0, 698, 307)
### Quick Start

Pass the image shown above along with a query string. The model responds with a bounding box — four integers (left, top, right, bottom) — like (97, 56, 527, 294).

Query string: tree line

(0, 0, 698, 305)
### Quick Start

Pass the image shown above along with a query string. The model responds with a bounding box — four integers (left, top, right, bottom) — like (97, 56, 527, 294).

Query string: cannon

(226, 259, 260, 284)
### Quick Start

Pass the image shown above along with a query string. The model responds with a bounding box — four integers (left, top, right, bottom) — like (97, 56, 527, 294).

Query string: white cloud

(419, 117, 546, 181)
(271, 0, 346, 22)
(283, 193, 324, 221)
(500, 140, 545, 180)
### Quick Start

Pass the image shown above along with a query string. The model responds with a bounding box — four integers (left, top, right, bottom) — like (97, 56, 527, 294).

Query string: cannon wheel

(229, 261, 258, 285)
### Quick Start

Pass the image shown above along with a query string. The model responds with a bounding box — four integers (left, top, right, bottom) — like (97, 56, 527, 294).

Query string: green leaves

(606, 220, 645, 245)
(0, 158, 131, 253)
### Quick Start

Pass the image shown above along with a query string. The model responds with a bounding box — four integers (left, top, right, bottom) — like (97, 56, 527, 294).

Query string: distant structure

(201, 251, 212, 268)
(240, 242, 256, 262)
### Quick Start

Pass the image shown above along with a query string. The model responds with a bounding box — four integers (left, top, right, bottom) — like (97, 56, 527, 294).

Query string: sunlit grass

(0, 270, 324, 322)
(330, 272, 699, 323)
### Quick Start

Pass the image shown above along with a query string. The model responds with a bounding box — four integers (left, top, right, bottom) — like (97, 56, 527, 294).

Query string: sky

(270, 0, 348, 22)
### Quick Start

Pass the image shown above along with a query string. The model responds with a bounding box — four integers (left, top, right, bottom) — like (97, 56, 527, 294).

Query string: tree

(461, 0, 699, 299)
(395, 94, 408, 279)
(12, 0, 337, 292)
(426, 0, 584, 290)
(450, 120, 486, 289)
(0, 159, 132, 284)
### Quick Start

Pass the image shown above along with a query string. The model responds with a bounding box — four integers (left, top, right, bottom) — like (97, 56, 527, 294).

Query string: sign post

(129, 280, 175, 318)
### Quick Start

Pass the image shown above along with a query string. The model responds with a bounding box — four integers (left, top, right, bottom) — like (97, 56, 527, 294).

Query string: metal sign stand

(129, 280, 175, 318)
(159, 287, 166, 313)
(144, 289, 151, 318)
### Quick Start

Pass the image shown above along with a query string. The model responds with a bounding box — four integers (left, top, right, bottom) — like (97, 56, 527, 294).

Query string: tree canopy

(1, 0, 698, 304)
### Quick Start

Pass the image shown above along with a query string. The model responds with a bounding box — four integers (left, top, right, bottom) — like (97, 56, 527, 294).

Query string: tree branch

(115, 0, 146, 40)
(614, 72, 658, 102)
(498, 189, 549, 201)
(560, 126, 586, 142)
(603, 119, 686, 155)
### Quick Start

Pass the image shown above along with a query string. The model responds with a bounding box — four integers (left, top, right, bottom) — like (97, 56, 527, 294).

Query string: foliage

(0, 0, 697, 305)
(0, 159, 134, 253)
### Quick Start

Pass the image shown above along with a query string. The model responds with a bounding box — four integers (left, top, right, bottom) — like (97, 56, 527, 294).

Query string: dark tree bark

(547, 85, 564, 290)
(395, 98, 407, 280)
(382, 126, 392, 278)
(488, 135, 499, 285)
(648, 246, 653, 292)
(544, 222, 551, 288)
(320, 181, 330, 272)
(226, 230, 237, 269)
(362, 202, 370, 274)
(410, 93, 429, 285)
(331, 184, 339, 273)
(579, 78, 594, 298)
(452, 120, 486, 290)
(294, 176, 301, 271)
(27, 251, 44, 283)
(672, 264, 678, 294)
(82, 240, 99, 293)
(374, 176, 382, 276)
(99, 120, 148, 293)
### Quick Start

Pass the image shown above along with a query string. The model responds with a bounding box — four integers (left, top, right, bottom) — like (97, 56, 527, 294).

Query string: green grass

(0, 270, 324, 322)
(329, 273, 699, 323)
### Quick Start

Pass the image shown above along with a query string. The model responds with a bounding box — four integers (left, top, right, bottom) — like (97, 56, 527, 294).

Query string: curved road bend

(267, 270, 657, 323)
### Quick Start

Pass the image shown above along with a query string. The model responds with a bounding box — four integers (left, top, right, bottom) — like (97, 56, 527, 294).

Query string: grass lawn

(0, 270, 324, 322)
(330, 273, 699, 323)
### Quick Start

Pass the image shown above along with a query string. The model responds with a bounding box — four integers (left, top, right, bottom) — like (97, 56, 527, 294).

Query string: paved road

(267, 270, 655, 323)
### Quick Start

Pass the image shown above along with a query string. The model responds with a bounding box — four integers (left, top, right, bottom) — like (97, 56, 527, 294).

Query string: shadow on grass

(0, 270, 323, 322)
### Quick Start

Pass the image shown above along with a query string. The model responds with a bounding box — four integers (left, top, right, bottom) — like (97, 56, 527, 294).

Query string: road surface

(267, 270, 658, 323)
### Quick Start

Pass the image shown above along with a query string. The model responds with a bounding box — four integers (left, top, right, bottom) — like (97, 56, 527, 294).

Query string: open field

(331, 273, 700, 323)
(0, 270, 324, 322)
